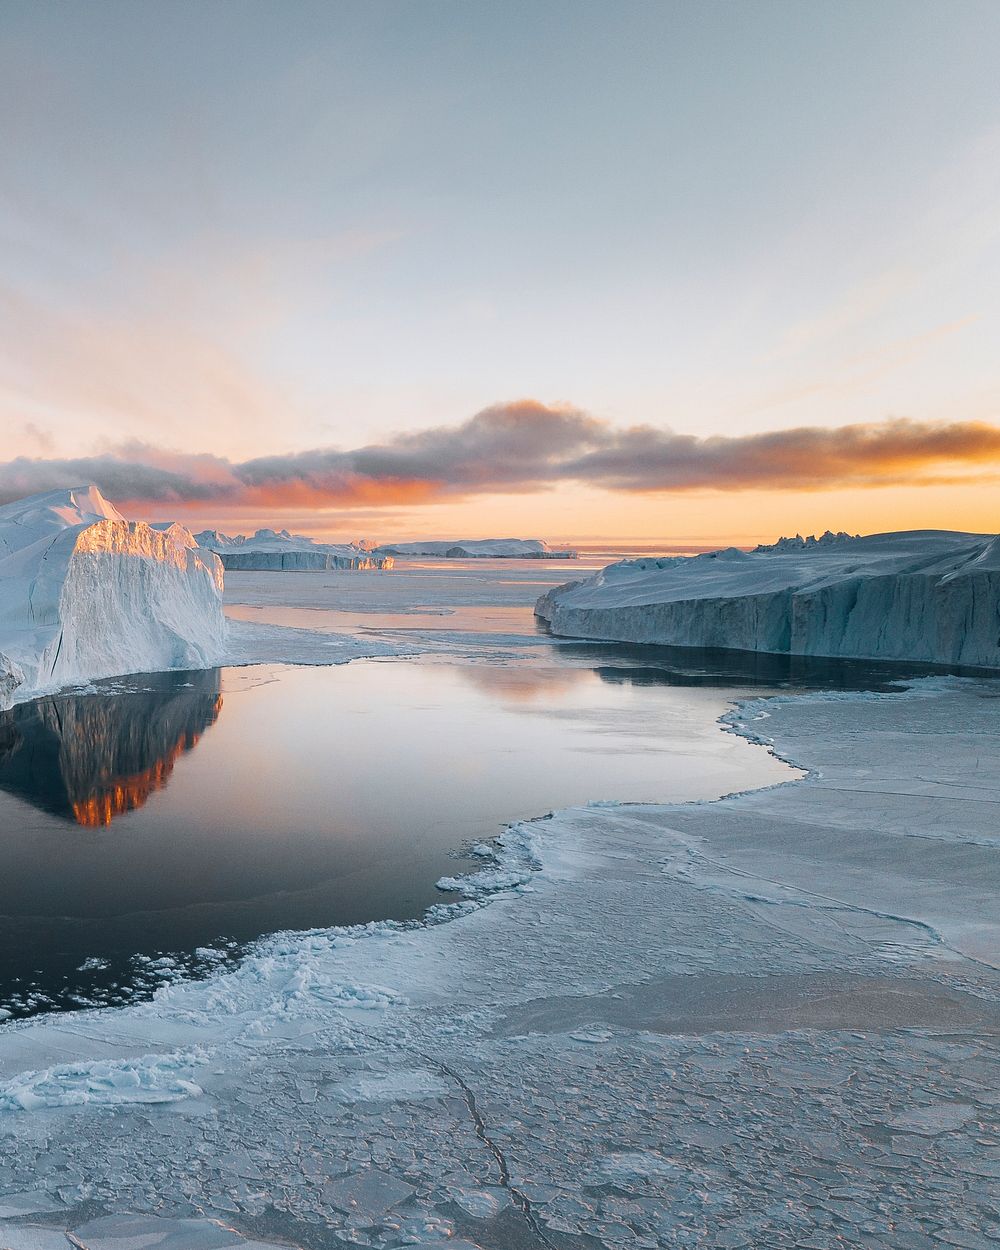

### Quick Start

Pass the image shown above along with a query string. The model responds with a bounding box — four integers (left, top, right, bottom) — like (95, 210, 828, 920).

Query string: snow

(0, 677, 998, 1248)
(0, 487, 227, 709)
(375, 538, 577, 559)
(0, 1213, 296, 1250)
(195, 528, 393, 570)
(536, 528, 1000, 667)
(0, 1053, 204, 1112)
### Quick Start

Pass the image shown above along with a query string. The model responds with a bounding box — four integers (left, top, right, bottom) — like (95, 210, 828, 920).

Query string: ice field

(0, 548, 997, 1249)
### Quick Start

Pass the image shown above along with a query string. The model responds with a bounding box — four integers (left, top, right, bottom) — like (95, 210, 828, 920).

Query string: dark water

(549, 639, 996, 690)
(0, 656, 796, 1019)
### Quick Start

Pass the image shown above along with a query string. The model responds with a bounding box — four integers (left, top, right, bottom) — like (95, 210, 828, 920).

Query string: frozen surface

(195, 529, 393, 571)
(0, 487, 226, 709)
(1, 679, 998, 1247)
(537, 528, 1000, 667)
(222, 618, 400, 667)
(375, 538, 577, 559)
(221, 555, 603, 670)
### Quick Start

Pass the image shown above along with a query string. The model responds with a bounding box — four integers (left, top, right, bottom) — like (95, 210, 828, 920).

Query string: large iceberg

(195, 528, 394, 570)
(375, 537, 578, 559)
(0, 486, 226, 708)
(536, 529, 1000, 667)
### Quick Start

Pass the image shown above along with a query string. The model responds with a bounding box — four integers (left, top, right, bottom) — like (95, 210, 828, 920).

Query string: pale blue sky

(1, 0, 998, 536)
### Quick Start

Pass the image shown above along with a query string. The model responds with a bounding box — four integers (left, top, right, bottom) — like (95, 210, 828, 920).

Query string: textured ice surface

(374, 538, 576, 559)
(0, 1212, 297, 1248)
(0, 488, 390, 710)
(196, 528, 394, 570)
(0, 1052, 203, 1112)
(222, 617, 401, 668)
(536, 528, 1000, 667)
(0, 487, 226, 709)
(1, 680, 998, 1247)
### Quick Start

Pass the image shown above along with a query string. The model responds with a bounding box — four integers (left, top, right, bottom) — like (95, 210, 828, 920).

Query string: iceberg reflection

(547, 641, 987, 691)
(0, 670, 222, 825)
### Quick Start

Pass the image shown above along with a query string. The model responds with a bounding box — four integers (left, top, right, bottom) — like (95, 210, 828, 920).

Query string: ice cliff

(0, 487, 226, 708)
(374, 538, 578, 559)
(536, 529, 1000, 668)
(195, 529, 393, 571)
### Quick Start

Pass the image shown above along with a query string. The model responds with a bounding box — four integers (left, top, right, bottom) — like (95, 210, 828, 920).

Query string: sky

(1, 0, 998, 545)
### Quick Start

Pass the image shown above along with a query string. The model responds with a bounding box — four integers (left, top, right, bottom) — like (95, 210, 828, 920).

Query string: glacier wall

(218, 549, 392, 571)
(536, 531, 1000, 668)
(0, 488, 226, 708)
(375, 538, 577, 559)
(194, 528, 393, 570)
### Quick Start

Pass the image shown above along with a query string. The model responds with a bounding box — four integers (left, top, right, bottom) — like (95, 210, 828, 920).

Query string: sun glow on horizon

(148, 476, 999, 551)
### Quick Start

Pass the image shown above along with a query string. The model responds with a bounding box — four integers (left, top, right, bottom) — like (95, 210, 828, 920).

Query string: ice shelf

(536, 528, 1000, 667)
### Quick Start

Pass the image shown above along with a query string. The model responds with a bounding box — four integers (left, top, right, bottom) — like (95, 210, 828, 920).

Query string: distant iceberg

(536, 529, 1000, 668)
(195, 528, 394, 571)
(375, 538, 577, 559)
(0, 486, 226, 708)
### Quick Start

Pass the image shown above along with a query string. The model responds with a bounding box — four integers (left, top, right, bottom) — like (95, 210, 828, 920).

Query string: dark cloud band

(1, 401, 998, 508)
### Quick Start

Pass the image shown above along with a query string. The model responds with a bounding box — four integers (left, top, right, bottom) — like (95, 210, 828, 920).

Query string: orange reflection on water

(70, 694, 223, 827)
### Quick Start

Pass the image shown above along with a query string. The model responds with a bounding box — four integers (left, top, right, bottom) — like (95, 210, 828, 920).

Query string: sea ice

(331, 1069, 451, 1103)
(0, 1213, 297, 1250)
(888, 1103, 977, 1134)
(0, 1225, 70, 1250)
(0, 1053, 203, 1112)
(322, 1169, 416, 1218)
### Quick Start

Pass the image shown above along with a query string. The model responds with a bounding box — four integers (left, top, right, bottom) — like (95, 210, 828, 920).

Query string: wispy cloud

(0, 226, 406, 458)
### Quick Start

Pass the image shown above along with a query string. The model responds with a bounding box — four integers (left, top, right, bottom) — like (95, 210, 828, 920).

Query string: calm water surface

(0, 653, 794, 1019)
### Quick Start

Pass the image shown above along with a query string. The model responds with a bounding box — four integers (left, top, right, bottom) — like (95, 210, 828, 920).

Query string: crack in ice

(416, 1051, 560, 1250)
(674, 839, 1000, 971)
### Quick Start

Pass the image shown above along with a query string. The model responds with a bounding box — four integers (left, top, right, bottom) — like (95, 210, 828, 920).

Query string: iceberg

(0, 486, 226, 708)
(536, 529, 1000, 668)
(375, 537, 578, 559)
(195, 528, 394, 570)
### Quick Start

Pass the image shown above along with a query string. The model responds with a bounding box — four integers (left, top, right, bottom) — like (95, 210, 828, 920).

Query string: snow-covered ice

(536, 528, 1000, 667)
(375, 538, 577, 559)
(0, 487, 227, 709)
(195, 528, 394, 571)
(1, 677, 998, 1248)
(0, 487, 407, 710)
